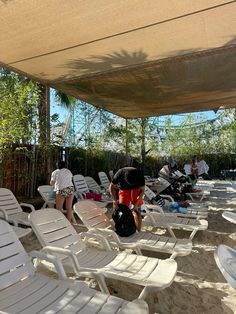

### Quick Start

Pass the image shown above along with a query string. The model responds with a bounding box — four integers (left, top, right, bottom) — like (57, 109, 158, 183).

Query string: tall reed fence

(0, 144, 235, 198)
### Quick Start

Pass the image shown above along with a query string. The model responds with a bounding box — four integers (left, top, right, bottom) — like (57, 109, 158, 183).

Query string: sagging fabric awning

(1, 0, 236, 118)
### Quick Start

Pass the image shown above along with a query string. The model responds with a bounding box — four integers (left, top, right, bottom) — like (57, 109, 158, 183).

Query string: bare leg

(56, 193, 65, 212)
(65, 193, 74, 223)
(133, 210, 142, 232)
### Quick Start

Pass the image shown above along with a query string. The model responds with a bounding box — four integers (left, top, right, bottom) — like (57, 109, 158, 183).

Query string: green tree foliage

(156, 110, 236, 160)
(0, 69, 39, 146)
(52, 87, 236, 173)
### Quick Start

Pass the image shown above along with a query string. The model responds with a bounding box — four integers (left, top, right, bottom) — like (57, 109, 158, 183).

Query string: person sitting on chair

(159, 156, 178, 183)
(109, 167, 145, 232)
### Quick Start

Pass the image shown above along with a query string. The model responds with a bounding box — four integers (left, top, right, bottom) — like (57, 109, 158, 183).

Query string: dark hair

(192, 155, 198, 163)
(57, 160, 66, 169)
(125, 168, 144, 186)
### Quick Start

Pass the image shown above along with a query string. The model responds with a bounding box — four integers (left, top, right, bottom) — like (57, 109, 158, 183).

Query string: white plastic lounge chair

(195, 182, 213, 192)
(73, 200, 192, 258)
(0, 188, 35, 227)
(185, 189, 210, 202)
(98, 171, 111, 191)
(231, 181, 236, 190)
(37, 185, 56, 208)
(85, 176, 104, 193)
(85, 176, 112, 201)
(73, 174, 109, 211)
(73, 174, 92, 200)
(146, 176, 171, 194)
(144, 185, 208, 219)
(142, 211, 208, 240)
(214, 244, 236, 290)
(197, 179, 215, 187)
(0, 208, 31, 239)
(12, 225, 31, 239)
(0, 219, 149, 313)
(183, 164, 211, 201)
(222, 211, 236, 224)
(29, 208, 177, 300)
(74, 201, 208, 240)
(158, 191, 209, 210)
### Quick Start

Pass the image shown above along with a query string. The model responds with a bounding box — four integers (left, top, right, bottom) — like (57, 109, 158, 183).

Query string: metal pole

(125, 119, 128, 165)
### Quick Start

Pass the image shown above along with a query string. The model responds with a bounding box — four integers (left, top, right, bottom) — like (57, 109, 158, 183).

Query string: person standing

(109, 167, 145, 232)
(191, 155, 199, 179)
(50, 160, 74, 223)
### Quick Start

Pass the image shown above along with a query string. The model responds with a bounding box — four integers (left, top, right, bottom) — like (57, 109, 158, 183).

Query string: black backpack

(112, 203, 136, 237)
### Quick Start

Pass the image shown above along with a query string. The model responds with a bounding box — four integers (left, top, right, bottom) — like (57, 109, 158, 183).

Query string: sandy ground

(21, 181, 236, 314)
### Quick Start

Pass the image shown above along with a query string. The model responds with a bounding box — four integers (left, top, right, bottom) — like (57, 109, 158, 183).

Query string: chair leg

(199, 194, 204, 202)
(71, 213, 77, 224)
(189, 229, 197, 240)
(138, 285, 156, 300)
(186, 193, 194, 201)
(134, 247, 143, 255)
(167, 226, 176, 238)
(95, 274, 110, 295)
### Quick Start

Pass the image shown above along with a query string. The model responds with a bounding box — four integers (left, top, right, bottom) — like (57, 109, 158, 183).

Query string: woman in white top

(50, 160, 74, 222)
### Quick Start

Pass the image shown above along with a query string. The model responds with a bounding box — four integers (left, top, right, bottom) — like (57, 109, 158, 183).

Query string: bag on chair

(112, 203, 136, 237)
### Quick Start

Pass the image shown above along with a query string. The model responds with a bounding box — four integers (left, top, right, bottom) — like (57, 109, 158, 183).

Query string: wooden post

(46, 84, 51, 181)
(46, 84, 51, 145)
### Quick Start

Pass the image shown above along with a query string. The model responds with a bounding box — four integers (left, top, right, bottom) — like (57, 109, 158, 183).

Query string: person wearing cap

(109, 167, 145, 232)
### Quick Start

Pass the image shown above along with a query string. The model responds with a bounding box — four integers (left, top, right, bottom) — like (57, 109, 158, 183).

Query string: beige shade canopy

(0, 0, 236, 118)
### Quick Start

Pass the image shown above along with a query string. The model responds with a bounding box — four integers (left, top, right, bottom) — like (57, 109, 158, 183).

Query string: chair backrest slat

(73, 175, 90, 196)
(0, 220, 35, 290)
(0, 188, 23, 216)
(74, 200, 112, 229)
(98, 172, 110, 191)
(29, 209, 86, 252)
(85, 176, 101, 193)
(37, 185, 56, 207)
(144, 185, 156, 201)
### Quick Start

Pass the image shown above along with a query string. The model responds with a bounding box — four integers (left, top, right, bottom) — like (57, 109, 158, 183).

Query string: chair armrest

(74, 191, 85, 200)
(89, 228, 122, 246)
(0, 208, 9, 220)
(160, 194, 174, 202)
(29, 250, 67, 279)
(79, 231, 112, 251)
(20, 203, 35, 212)
(41, 246, 81, 274)
(145, 204, 164, 214)
(142, 210, 159, 225)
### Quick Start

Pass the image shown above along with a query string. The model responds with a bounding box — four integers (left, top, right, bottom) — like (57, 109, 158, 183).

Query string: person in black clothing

(109, 167, 145, 231)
